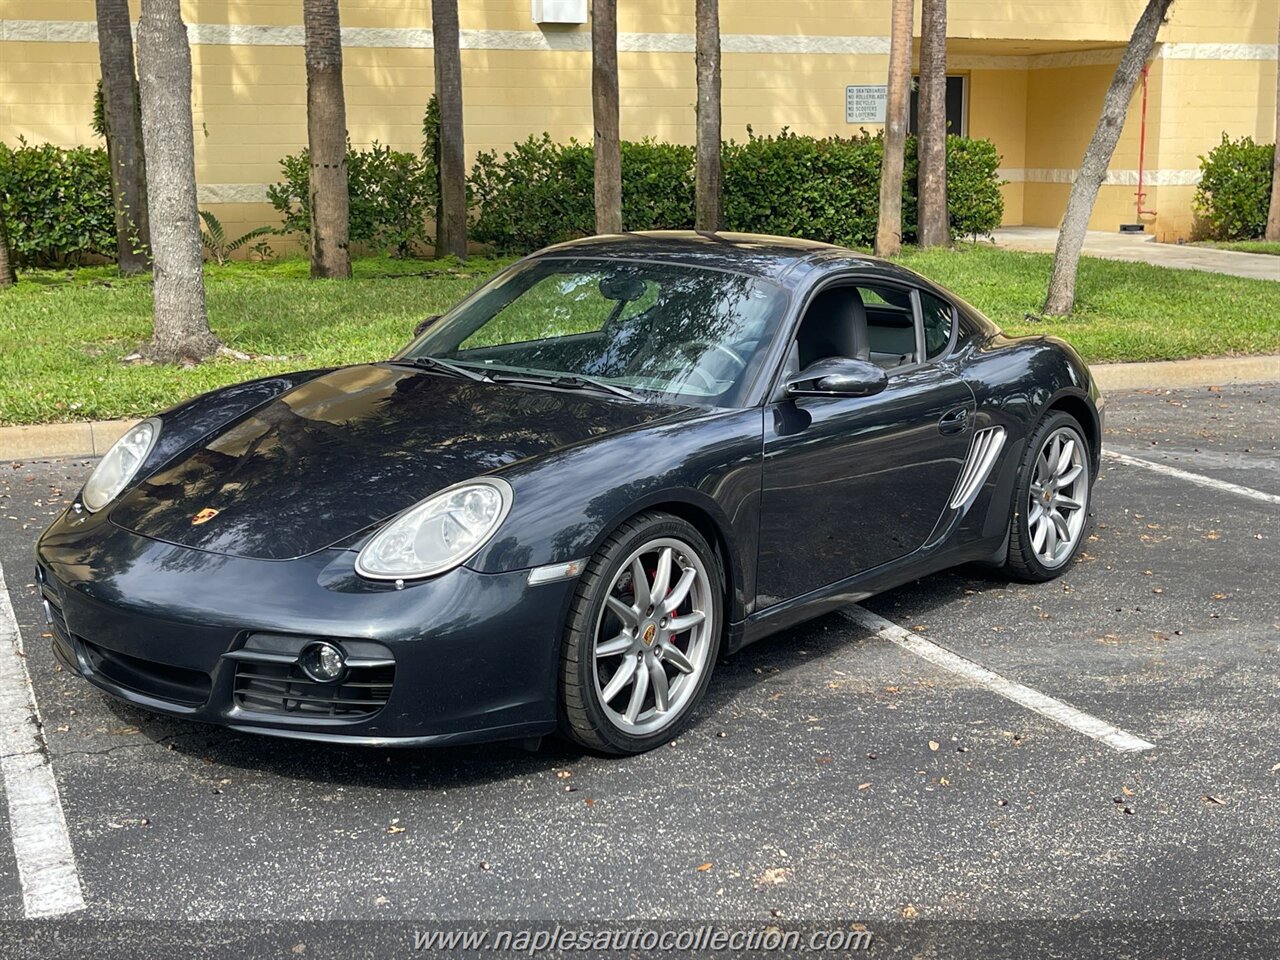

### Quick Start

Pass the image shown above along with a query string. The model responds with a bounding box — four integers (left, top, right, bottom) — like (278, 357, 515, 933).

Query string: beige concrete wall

(1, 0, 1276, 245)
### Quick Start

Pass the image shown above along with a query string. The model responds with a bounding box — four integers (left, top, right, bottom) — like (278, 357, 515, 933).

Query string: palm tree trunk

(1044, 0, 1175, 315)
(433, 0, 468, 259)
(1265, 13, 1280, 242)
(0, 207, 15, 288)
(592, 0, 622, 235)
(875, 0, 914, 258)
(917, 0, 949, 249)
(136, 0, 220, 363)
(303, 0, 351, 279)
(694, 0, 722, 232)
(95, 0, 151, 275)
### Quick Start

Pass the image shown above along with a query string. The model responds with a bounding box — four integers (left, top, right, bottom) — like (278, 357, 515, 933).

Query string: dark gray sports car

(36, 232, 1102, 755)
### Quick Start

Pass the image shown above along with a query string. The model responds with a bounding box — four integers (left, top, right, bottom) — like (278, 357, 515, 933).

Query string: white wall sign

(845, 85, 887, 124)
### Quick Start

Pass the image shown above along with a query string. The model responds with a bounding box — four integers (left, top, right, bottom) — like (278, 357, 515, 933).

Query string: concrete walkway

(992, 227, 1279, 282)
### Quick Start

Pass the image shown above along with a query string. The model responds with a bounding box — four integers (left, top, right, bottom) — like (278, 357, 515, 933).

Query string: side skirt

(727, 532, 1007, 655)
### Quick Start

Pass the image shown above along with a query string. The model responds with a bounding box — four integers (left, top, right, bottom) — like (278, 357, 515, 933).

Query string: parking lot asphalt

(0, 383, 1276, 959)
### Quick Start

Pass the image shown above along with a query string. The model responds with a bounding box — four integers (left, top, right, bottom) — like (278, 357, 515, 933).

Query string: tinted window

(920, 291, 954, 360)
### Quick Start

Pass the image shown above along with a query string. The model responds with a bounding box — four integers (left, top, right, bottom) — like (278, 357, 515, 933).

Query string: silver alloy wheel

(591, 537, 715, 736)
(1027, 425, 1089, 568)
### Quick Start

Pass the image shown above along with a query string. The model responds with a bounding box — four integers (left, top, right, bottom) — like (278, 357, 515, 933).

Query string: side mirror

(413, 314, 441, 337)
(785, 357, 888, 398)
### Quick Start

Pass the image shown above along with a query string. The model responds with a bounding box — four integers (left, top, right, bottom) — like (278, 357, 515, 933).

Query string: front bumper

(35, 508, 575, 746)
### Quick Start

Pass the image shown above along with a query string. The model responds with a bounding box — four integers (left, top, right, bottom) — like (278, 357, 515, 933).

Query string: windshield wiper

(491, 371, 644, 403)
(397, 356, 492, 383)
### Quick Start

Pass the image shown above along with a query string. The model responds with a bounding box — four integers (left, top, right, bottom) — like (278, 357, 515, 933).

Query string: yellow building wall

(1, 0, 1277, 245)
(967, 68, 1028, 226)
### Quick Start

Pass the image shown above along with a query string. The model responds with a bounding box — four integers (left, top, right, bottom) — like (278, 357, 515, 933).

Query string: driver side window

(793, 280, 921, 374)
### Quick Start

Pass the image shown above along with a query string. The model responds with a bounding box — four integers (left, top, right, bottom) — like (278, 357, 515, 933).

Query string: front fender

(467, 406, 765, 621)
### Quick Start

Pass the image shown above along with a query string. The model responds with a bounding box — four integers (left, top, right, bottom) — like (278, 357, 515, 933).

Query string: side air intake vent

(949, 426, 1007, 509)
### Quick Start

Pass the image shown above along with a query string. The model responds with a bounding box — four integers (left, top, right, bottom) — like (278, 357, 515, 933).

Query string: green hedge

(1193, 133, 1275, 241)
(0, 139, 116, 267)
(471, 128, 1004, 254)
(268, 141, 436, 257)
(470, 135, 696, 252)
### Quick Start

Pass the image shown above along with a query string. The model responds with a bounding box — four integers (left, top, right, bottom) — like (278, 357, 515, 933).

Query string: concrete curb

(0, 419, 138, 461)
(1, 355, 1277, 461)
(1088, 354, 1280, 391)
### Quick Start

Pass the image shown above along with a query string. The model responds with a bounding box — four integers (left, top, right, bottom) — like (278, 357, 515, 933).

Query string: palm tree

(1266, 12, 1279, 242)
(875, 0, 913, 258)
(592, 0, 622, 235)
(0, 207, 15, 287)
(433, 0, 467, 259)
(917, 0, 949, 248)
(303, 0, 351, 279)
(694, 0, 722, 232)
(135, 0, 221, 362)
(1043, 0, 1175, 315)
(95, 0, 151, 275)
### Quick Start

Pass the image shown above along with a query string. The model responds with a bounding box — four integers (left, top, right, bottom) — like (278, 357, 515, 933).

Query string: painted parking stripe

(0, 562, 85, 918)
(1102, 449, 1280, 506)
(841, 606, 1155, 754)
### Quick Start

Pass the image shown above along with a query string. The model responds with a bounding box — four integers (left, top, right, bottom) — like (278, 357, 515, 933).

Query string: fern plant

(199, 210, 274, 264)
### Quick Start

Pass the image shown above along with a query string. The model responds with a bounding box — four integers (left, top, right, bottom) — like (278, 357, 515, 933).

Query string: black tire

(1003, 411, 1094, 583)
(558, 511, 724, 755)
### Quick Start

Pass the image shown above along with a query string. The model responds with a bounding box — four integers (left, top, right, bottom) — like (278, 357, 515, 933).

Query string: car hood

(108, 363, 688, 560)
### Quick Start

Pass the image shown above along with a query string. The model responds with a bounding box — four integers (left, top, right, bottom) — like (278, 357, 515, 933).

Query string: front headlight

(354, 478, 513, 581)
(81, 418, 160, 513)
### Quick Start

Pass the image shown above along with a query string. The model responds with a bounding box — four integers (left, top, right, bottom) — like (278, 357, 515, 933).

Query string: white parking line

(841, 606, 1155, 754)
(1102, 449, 1280, 506)
(0, 562, 86, 918)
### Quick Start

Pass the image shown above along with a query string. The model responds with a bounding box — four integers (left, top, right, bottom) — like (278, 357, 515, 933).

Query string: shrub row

(471, 128, 1006, 254)
(0, 139, 116, 267)
(1193, 133, 1275, 241)
(268, 141, 437, 257)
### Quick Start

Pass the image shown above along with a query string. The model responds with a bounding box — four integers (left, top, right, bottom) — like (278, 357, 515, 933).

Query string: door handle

(938, 407, 970, 435)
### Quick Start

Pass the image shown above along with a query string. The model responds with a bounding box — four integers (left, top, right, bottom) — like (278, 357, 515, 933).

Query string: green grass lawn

(1, 244, 1278, 426)
(1191, 239, 1280, 256)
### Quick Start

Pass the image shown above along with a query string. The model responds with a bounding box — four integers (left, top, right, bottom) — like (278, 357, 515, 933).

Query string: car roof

(532, 231, 890, 287)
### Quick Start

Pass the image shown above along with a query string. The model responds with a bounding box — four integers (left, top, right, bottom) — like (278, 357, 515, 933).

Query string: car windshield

(403, 257, 790, 406)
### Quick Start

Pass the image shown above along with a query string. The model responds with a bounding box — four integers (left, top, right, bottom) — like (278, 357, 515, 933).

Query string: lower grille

(38, 564, 211, 706)
(81, 638, 212, 706)
(230, 636, 394, 720)
(38, 567, 79, 672)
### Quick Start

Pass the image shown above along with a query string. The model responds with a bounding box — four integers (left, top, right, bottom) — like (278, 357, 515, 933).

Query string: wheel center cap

(641, 623, 658, 646)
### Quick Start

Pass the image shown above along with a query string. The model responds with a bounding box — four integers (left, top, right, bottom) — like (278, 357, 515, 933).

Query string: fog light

(299, 641, 346, 683)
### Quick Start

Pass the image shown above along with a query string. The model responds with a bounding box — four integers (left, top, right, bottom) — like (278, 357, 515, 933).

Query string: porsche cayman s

(36, 232, 1102, 755)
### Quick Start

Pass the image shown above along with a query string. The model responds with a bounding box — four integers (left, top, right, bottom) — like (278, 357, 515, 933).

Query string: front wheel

(558, 512, 723, 755)
(1003, 411, 1093, 582)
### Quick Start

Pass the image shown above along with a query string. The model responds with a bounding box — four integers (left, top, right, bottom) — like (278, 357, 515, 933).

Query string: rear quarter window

(919, 291, 955, 360)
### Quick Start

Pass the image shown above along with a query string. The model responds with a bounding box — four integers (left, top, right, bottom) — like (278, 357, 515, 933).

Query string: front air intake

(948, 426, 1007, 509)
(225, 635, 395, 720)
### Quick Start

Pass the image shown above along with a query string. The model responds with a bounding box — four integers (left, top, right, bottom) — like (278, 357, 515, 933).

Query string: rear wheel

(558, 512, 722, 755)
(1004, 411, 1093, 582)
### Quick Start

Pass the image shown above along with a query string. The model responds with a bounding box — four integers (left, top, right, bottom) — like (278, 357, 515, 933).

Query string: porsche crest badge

(191, 508, 220, 526)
